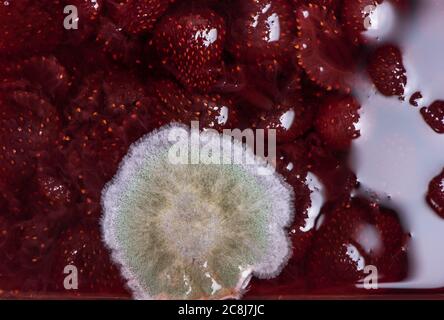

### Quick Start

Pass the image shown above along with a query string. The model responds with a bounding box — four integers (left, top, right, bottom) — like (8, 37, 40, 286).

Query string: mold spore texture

(101, 124, 294, 299)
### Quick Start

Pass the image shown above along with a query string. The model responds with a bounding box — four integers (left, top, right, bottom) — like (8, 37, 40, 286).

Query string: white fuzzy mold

(101, 123, 294, 300)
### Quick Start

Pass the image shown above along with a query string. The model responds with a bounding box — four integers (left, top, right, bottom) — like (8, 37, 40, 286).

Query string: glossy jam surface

(0, 0, 443, 299)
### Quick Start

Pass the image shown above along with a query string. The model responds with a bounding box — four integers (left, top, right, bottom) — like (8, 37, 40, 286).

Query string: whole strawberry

(426, 168, 444, 218)
(421, 101, 444, 134)
(367, 44, 407, 97)
(306, 198, 409, 290)
(153, 8, 226, 92)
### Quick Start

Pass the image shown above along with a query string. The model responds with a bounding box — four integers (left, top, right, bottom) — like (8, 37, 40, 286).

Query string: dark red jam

(0, 0, 443, 298)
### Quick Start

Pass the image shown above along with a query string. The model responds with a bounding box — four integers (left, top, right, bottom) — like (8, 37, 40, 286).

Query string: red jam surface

(0, 0, 443, 298)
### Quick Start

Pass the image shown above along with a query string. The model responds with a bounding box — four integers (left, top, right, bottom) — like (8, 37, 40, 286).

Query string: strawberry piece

(212, 64, 247, 93)
(25, 152, 76, 222)
(278, 69, 304, 102)
(367, 44, 407, 97)
(409, 91, 423, 107)
(292, 0, 343, 16)
(254, 104, 314, 144)
(192, 94, 240, 131)
(153, 79, 239, 130)
(54, 41, 110, 81)
(247, 69, 314, 143)
(0, 1, 62, 55)
(65, 72, 104, 125)
(0, 219, 56, 295)
(420, 101, 444, 134)
(0, 56, 71, 105)
(275, 141, 308, 179)
(66, 69, 155, 128)
(31, 173, 73, 213)
(108, 0, 175, 35)
(63, 87, 158, 219)
(315, 94, 361, 150)
(0, 182, 22, 218)
(247, 62, 283, 103)
(72, 0, 103, 27)
(0, 91, 62, 185)
(228, 0, 297, 65)
(121, 101, 159, 142)
(64, 149, 105, 219)
(299, 0, 342, 9)
(244, 62, 301, 105)
(306, 198, 409, 290)
(0, 212, 62, 293)
(153, 8, 226, 92)
(276, 142, 315, 263)
(96, 18, 143, 65)
(21, 56, 72, 105)
(426, 168, 444, 218)
(104, 77, 158, 143)
(50, 224, 129, 296)
(3, 91, 62, 148)
(63, 121, 130, 218)
(16, 217, 58, 268)
(302, 0, 336, 5)
(296, 4, 356, 93)
(0, 221, 23, 292)
(247, 141, 318, 297)
(0, 78, 30, 93)
(3, 154, 75, 286)
(236, 65, 304, 112)
(0, 216, 9, 250)
(103, 69, 151, 116)
(252, 82, 314, 142)
(152, 79, 195, 124)
(237, 84, 274, 111)
(58, 0, 104, 45)
(305, 133, 358, 200)
(342, 0, 383, 45)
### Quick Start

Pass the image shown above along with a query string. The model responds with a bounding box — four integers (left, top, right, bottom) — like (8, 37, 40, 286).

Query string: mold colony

(101, 124, 294, 299)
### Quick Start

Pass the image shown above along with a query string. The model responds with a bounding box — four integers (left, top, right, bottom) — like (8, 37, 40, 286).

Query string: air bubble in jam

(351, 0, 444, 288)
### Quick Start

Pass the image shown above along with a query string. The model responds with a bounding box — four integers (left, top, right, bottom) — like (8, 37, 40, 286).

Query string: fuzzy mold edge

(100, 123, 295, 300)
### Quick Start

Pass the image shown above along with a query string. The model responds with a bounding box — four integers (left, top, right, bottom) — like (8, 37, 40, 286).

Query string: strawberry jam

(0, 0, 443, 299)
